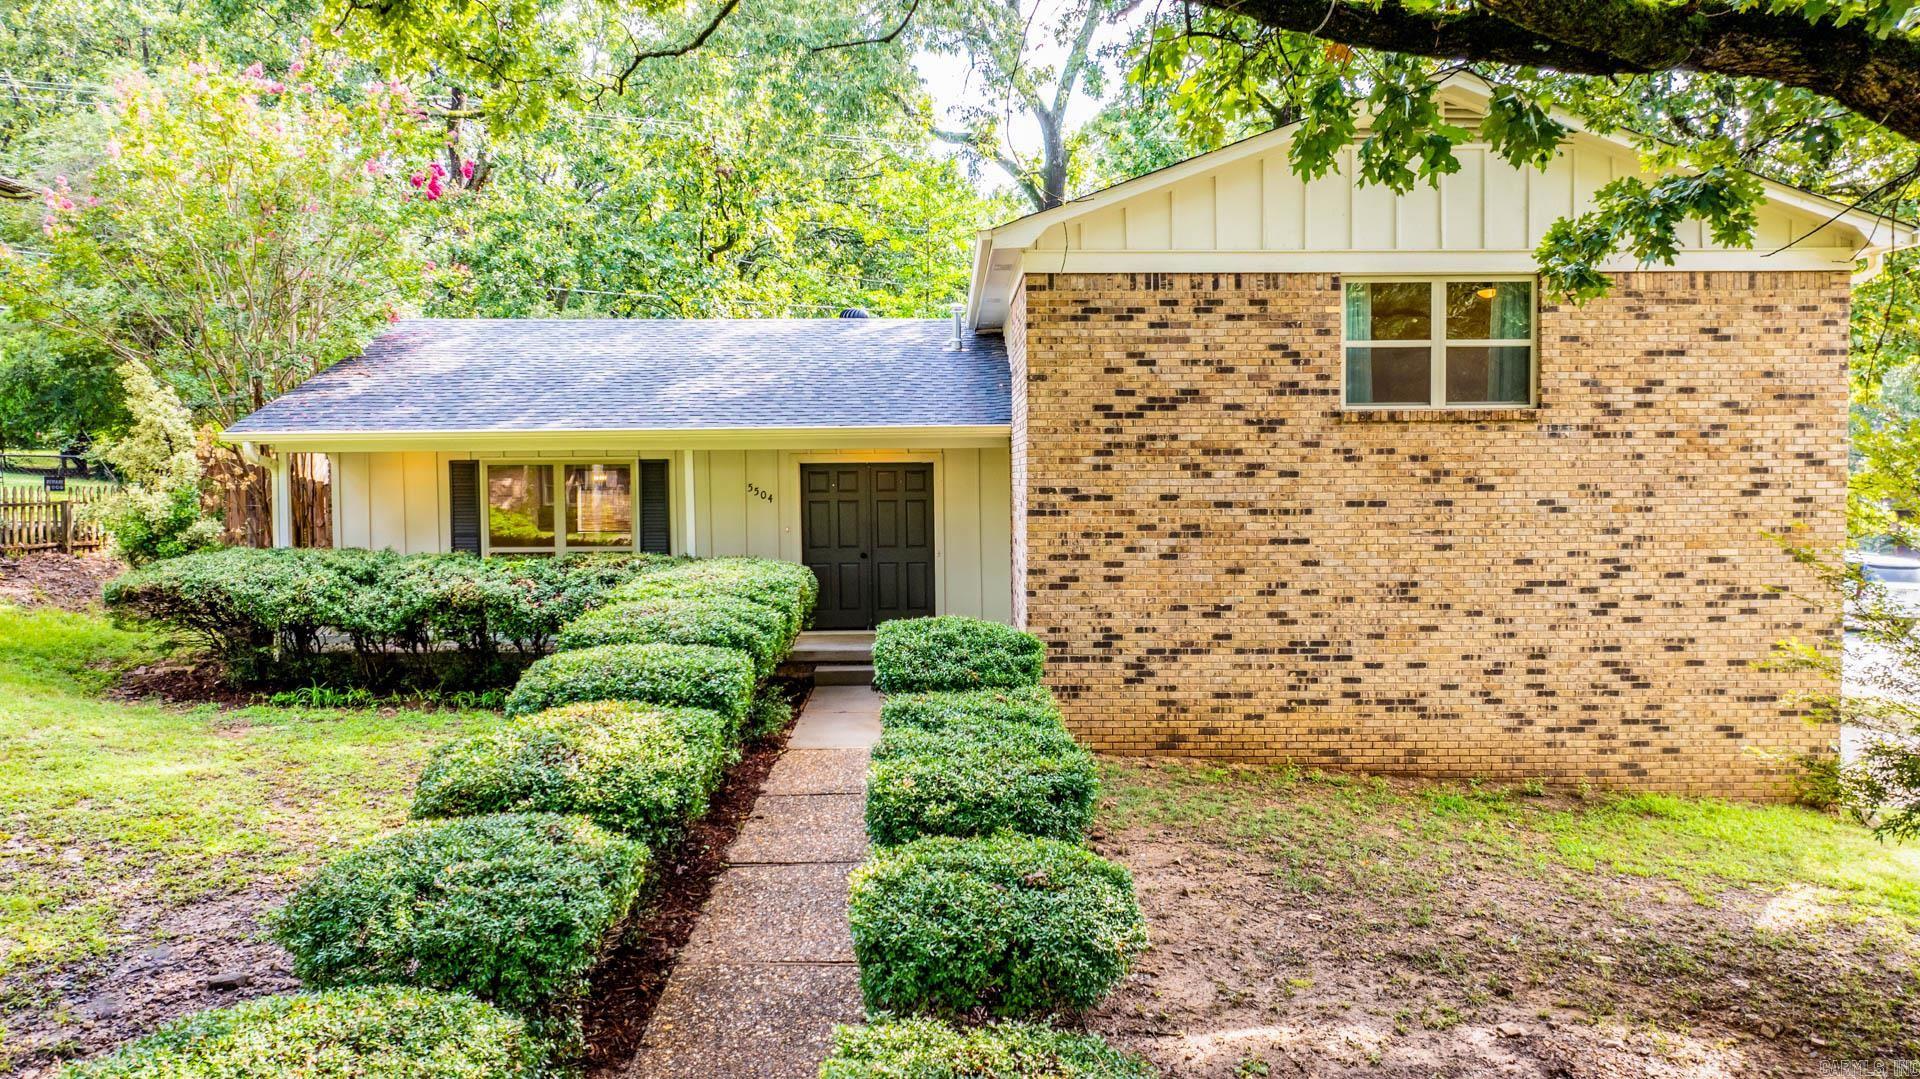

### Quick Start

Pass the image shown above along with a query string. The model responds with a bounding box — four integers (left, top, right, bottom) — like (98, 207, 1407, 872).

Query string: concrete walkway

(623, 684, 881, 1078)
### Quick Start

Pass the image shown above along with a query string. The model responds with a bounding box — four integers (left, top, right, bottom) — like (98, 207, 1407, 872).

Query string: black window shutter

(638, 459, 671, 554)
(449, 460, 481, 554)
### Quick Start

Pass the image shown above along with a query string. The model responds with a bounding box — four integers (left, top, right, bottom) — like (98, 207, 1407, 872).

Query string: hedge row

(103, 548, 676, 685)
(870, 615, 1046, 693)
(271, 813, 647, 1048)
(865, 722, 1099, 846)
(412, 700, 735, 852)
(819, 1017, 1156, 1078)
(843, 616, 1148, 1073)
(65, 987, 542, 1078)
(106, 556, 819, 1075)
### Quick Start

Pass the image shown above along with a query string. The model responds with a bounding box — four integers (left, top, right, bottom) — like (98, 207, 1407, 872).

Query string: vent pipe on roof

(947, 303, 965, 351)
(838, 307, 871, 318)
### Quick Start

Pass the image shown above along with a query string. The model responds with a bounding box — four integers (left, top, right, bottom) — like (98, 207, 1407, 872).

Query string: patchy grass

(1090, 759, 1920, 1077)
(0, 604, 500, 1072)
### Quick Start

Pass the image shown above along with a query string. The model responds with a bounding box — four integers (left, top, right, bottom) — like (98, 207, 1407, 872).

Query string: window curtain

(1488, 283, 1531, 403)
(1344, 284, 1373, 403)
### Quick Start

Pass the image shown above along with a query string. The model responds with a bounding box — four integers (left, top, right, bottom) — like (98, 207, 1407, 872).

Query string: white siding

(329, 444, 1016, 622)
(1041, 137, 1856, 257)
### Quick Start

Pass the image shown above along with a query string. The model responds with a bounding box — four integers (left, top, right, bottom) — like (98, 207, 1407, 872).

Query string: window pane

(1346, 281, 1429, 341)
(488, 465, 556, 549)
(1445, 281, 1532, 340)
(1445, 346, 1532, 404)
(566, 464, 633, 549)
(1346, 346, 1431, 405)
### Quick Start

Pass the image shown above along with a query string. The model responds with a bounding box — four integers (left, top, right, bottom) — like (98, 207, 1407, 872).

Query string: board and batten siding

(1029, 139, 1846, 258)
(327, 445, 1015, 622)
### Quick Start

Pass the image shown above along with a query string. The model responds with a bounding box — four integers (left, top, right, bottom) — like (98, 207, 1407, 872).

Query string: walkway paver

(624, 684, 881, 1079)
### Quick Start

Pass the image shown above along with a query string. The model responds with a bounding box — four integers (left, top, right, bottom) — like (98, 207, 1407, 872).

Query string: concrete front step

(789, 630, 874, 665)
(813, 662, 873, 686)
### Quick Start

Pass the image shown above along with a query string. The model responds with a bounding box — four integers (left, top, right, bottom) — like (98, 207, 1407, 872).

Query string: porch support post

(268, 449, 293, 549)
(680, 450, 698, 557)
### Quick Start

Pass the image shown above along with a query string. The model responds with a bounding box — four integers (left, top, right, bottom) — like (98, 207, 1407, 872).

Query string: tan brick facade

(1011, 270, 1846, 797)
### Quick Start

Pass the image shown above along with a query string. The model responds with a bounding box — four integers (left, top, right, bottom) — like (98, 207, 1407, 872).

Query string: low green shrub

(879, 685, 1066, 735)
(848, 834, 1147, 1016)
(820, 1018, 1155, 1078)
(871, 616, 1045, 693)
(556, 595, 793, 677)
(272, 813, 646, 1045)
(412, 701, 734, 852)
(866, 723, 1098, 845)
(610, 557, 817, 636)
(748, 685, 794, 739)
(503, 643, 756, 729)
(62, 987, 541, 1078)
(104, 548, 671, 686)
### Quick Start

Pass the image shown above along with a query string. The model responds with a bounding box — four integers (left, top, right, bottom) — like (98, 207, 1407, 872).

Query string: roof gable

(968, 75, 1918, 329)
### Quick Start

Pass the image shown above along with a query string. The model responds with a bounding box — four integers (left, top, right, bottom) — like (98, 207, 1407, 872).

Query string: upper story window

(486, 462, 634, 553)
(1343, 278, 1535, 408)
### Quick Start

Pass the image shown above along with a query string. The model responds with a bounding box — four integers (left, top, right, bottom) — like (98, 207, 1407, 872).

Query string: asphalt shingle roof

(225, 318, 1011, 435)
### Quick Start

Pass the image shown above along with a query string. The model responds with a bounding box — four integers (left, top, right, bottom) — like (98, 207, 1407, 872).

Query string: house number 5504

(746, 483, 774, 503)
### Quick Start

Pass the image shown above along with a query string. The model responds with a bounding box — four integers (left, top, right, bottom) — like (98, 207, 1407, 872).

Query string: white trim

(224, 425, 1011, 454)
(967, 71, 1920, 330)
(680, 451, 698, 557)
(268, 452, 293, 549)
(1341, 276, 1537, 410)
(1017, 248, 1869, 275)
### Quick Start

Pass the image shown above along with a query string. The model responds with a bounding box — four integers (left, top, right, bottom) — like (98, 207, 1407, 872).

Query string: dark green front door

(801, 463, 934, 629)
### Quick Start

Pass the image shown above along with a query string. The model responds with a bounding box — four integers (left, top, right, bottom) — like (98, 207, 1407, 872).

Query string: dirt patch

(106, 658, 252, 707)
(583, 678, 811, 1075)
(1081, 773, 1919, 1079)
(2, 886, 299, 1077)
(0, 552, 123, 613)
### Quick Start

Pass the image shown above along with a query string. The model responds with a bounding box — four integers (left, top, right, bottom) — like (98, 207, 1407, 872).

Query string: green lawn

(1093, 760, 1920, 1074)
(0, 603, 499, 988)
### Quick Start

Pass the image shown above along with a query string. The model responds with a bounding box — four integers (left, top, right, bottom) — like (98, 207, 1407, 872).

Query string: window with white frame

(1343, 278, 1535, 408)
(485, 462, 634, 553)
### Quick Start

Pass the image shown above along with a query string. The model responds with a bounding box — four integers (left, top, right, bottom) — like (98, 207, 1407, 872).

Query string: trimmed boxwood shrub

(63, 987, 541, 1078)
(879, 684, 1066, 735)
(555, 595, 794, 676)
(872, 616, 1045, 693)
(411, 701, 734, 852)
(865, 723, 1098, 845)
(610, 557, 817, 637)
(272, 813, 647, 1043)
(104, 548, 673, 686)
(503, 642, 756, 728)
(748, 685, 794, 739)
(847, 834, 1147, 1016)
(820, 1018, 1155, 1079)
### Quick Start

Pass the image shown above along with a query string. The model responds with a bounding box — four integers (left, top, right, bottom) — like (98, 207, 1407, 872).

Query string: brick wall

(1014, 270, 1846, 797)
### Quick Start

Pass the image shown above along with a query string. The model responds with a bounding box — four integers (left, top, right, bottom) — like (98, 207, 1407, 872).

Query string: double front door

(800, 463, 934, 630)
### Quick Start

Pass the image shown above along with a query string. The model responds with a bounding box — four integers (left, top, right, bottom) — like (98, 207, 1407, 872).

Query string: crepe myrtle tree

(0, 55, 452, 431)
(323, 0, 1920, 298)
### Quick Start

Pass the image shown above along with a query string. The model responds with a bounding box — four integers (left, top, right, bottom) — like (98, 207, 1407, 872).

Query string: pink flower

(425, 176, 444, 200)
(243, 62, 265, 78)
(409, 172, 426, 188)
(429, 162, 447, 179)
(423, 260, 438, 271)
(289, 59, 307, 76)
(460, 160, 475, 181)
(105, 139, 122, 160)
(386, 308, 401, 322)
(364, 159, 386, 177)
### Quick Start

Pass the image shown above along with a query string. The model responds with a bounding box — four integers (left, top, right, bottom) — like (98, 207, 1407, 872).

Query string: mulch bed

(583, 676, 813, 1074)
(0, 551, 123, 612)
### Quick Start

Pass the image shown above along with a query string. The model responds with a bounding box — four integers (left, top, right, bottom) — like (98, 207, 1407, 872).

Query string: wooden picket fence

(0, 484, 111, 552)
